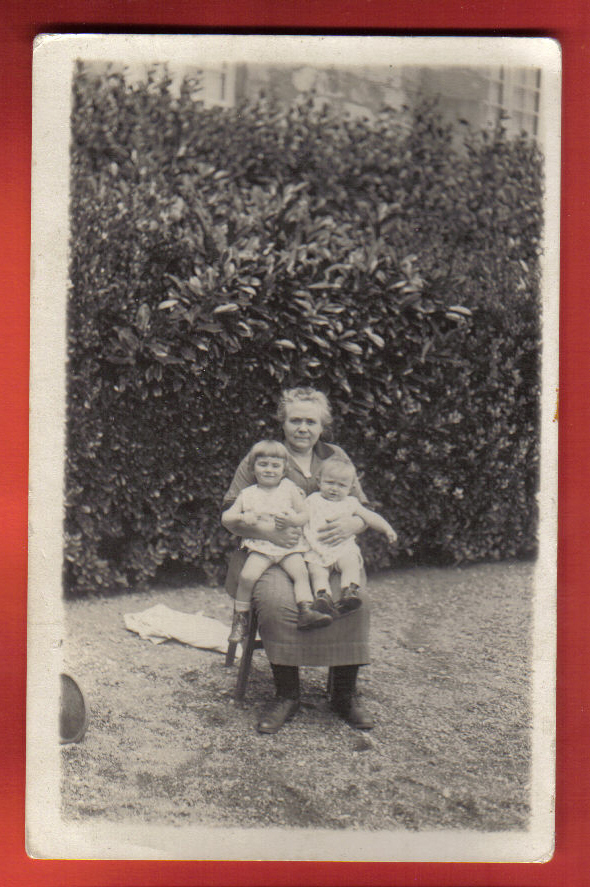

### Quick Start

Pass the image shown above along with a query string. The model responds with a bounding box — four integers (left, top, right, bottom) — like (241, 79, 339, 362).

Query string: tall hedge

(65, 64, 543, 595)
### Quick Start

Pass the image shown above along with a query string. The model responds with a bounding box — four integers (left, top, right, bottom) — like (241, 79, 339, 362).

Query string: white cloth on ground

(124, 604, 231, 653)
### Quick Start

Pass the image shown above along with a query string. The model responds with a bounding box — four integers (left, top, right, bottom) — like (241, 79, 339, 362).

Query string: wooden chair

(224, 609, 264, 702)
(223, 551, 346, 701)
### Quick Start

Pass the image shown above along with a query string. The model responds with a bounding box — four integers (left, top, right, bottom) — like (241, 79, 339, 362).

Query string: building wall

(87, 59, 542, 142)
(235, 63, 543, 141)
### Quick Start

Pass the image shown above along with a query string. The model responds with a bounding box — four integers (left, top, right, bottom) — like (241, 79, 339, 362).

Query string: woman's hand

(267, 526, 301, 548)
(316, 514, 365, 547)
(274, 514, 291, 530)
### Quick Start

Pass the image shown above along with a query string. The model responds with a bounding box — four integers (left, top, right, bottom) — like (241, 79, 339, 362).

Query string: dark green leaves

(65, 66, 541, 595)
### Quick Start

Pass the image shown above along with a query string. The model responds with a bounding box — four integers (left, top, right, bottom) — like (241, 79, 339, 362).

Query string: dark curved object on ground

(59, 673, 89, 744)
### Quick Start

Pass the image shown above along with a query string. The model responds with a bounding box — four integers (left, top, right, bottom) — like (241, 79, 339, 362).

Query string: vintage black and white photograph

(27, 35, 559, 861)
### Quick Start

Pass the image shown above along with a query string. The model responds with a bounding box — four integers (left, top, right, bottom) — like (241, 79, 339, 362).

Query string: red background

(1, 1, 587, 884)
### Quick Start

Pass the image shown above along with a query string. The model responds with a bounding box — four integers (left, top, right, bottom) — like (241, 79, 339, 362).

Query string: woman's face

(283, 400, 323, 453)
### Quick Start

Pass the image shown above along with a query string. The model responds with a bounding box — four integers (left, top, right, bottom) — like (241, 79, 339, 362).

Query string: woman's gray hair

(276, 387, 333, 431)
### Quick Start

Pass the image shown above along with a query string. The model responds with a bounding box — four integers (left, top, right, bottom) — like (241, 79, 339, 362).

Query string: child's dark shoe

(314, 590, 338, 617)
(336, 584, 362, 614)
(228, 610, 249, 644)
(296, 600, 333, 630)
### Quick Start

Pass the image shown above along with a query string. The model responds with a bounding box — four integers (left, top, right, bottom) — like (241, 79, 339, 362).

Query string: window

(484, 67, 541, 138)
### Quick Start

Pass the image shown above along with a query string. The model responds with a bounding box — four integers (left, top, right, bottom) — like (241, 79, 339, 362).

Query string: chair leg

(225, 641, 238, 668)
(327, 666, 334, 696)
(235, 610, 259, 702)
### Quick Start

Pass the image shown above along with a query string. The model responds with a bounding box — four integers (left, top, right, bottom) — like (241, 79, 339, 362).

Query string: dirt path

(61, 561, 533, 831)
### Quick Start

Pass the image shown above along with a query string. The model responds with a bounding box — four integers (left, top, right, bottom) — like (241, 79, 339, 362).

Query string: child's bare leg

(236, 552, 272, 605)
(337, 551, 362, 591)
(335, 551, 362, 614)
(281, 554, 333, 630)
(229, 553, 272, 644)
(280, 554, 313, 604)
(306, 562, 331, 596)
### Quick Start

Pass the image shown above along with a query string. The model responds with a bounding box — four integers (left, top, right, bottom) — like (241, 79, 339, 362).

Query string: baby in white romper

(305, 455, 398, 615)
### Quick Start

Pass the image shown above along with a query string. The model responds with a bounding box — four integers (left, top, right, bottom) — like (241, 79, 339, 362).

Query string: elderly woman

(222, 387, 373, 734)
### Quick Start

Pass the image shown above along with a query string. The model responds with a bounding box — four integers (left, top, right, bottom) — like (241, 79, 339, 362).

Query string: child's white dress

(303, 493, 363, 567)
(241, 478, 308, 559)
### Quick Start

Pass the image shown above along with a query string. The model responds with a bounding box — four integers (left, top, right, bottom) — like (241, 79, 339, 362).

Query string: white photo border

(27, 34, 560, 861)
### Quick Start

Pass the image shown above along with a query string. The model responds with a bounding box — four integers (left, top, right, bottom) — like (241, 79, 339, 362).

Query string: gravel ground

(61, 560, 533, 831)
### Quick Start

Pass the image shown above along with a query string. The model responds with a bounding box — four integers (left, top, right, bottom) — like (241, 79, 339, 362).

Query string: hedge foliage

(65, 63, 543, 595)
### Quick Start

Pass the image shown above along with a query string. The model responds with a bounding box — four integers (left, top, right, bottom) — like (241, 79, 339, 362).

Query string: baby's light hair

(276, 387, 332, 431)
(319, 454, 355, 482)
(247, 439, 289, 472)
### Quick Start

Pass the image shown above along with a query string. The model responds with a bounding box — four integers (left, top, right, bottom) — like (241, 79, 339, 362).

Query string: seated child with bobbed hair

(223, 440, 332, 644)
(304, 455, 398, 615)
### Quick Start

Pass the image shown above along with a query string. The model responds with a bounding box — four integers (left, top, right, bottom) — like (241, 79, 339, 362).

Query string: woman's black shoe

(331, 695, 374, 730)
(257, 697, 300, 733)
